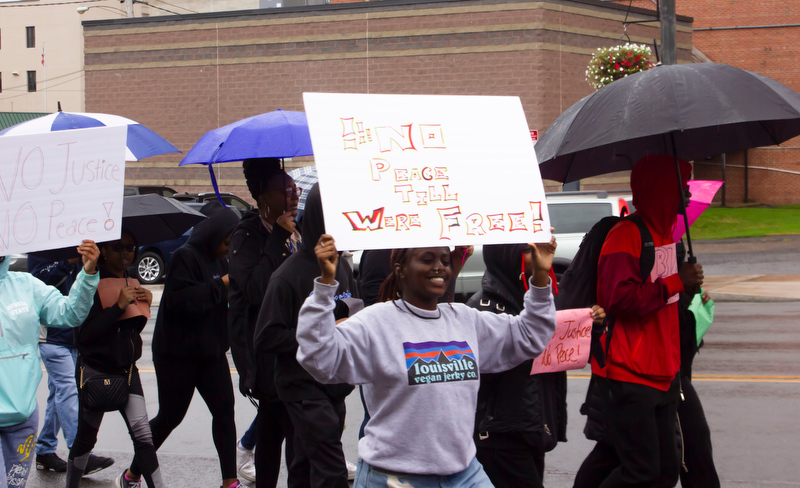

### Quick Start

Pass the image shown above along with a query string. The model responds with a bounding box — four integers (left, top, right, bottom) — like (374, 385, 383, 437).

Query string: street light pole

(660, 0, 677, 65)
(125, 0, 134, 17)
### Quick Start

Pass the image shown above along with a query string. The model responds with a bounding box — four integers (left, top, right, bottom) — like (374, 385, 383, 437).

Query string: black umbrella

(33, 194, 207, 261)
(120, 194, 207, 246)
(535, 62, 800, 259)
(536, 63, 800, 184)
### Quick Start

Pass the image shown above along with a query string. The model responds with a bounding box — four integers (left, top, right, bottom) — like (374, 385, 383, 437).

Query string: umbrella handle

(671, 134, 695, 260)
(208, 165, 227, 208)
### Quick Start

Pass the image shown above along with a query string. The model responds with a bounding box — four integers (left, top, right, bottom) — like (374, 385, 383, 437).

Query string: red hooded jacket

(591, 155, 691, 391)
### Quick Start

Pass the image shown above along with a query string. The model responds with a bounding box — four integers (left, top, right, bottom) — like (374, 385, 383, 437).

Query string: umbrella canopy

(33, 194, 207, 261)
(673, 180, 724, 242)
(287, 165, 318, 212)
(179, 110, 313, 165)
(535, 63, 800, 183)
(0, 112, 180, 161)
(121, 194, 208, 247)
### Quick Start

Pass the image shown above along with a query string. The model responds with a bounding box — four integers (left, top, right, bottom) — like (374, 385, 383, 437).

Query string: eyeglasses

(110, 244, 137, 253)
(283, 186, 302, 198)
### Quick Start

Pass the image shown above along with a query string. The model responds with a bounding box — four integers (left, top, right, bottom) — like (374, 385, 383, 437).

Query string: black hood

(299, 183, 324, 257)
(480, 243, 528, 312)
(187, 201, 240, 257)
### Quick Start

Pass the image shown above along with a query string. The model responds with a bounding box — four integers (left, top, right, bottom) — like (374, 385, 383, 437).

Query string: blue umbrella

(179, 110, 313, 165)
(0, 111, 179, 161)
(180, 109, 314, 205)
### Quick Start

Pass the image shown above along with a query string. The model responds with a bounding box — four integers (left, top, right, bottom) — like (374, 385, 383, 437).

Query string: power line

(0, 0, 101, 7)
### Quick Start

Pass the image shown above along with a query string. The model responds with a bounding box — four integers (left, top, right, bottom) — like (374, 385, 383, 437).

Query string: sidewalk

(703, 274, 800, 302)
(144, 275, 800, 306)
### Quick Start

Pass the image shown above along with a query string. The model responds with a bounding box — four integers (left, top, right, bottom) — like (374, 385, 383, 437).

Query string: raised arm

(295, 235, 374, 385)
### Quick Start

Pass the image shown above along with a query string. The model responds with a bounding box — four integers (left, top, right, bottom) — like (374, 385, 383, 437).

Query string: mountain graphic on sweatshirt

(404, 341, 478, 386)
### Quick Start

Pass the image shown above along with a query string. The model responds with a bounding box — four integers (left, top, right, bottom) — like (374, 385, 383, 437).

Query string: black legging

(67, 367, 164, 488)
(130, 353, 237, 480)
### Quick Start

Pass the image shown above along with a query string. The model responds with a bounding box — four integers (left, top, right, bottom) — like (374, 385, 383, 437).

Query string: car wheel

(137, 252, 165, 284)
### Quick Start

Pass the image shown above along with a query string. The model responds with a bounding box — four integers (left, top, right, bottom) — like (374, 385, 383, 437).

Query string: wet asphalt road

(23, 237, 800, 487)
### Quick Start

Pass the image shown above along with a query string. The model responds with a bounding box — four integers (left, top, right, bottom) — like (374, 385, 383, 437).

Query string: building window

(26, 26, 35, 48)
(27, 71, 36, 92)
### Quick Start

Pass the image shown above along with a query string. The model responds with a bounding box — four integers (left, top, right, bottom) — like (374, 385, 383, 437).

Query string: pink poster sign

(530, 308, 592, 374)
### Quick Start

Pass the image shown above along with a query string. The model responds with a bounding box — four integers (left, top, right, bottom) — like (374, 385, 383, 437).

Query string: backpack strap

(626, 214, 655, 281)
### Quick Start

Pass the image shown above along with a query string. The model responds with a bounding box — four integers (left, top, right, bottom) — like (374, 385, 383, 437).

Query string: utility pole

(660, 0, 677, 65)
(125, 0, 134, 17)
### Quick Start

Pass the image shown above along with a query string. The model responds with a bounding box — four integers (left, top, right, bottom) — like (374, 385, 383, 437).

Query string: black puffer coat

(467, 243, 567, 452)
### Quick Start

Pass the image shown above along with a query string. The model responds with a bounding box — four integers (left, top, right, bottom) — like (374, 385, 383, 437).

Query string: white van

(452, 191, 634, 298)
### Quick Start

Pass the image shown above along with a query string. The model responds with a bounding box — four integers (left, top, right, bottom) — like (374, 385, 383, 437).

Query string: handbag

(79, 363, 132, 412)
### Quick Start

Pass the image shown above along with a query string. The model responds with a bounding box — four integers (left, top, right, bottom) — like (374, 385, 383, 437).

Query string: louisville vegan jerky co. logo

(404, 340, 479, 386)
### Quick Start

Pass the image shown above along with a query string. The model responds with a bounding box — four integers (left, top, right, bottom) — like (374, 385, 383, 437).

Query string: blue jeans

(0, 404, 39, 488)
(240, 416, 257, 451)
(354, 457, 494, 488)
(36, 343, 78, 454)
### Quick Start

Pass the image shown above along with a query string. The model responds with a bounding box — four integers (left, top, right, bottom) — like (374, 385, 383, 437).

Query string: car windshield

(549, 202, 613, 234)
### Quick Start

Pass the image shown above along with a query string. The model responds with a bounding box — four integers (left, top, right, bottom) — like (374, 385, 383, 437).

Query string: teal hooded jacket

(0, 256, 99, 427)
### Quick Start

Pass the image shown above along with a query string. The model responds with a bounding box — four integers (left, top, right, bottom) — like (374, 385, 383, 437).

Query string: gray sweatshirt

(297, 277, 556, 475)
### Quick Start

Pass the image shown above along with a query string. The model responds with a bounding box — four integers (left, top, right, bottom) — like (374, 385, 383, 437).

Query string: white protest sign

(303, 93, 551, 251)
(0, 126, 127, 255)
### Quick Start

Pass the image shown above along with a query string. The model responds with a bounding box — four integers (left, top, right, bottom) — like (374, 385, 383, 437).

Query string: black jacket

(467, 243, 566, 452)
(75, 268, 147, 374)
(152, 204, 240, 360)
(228, 208, 293, 398)
(255, 184, 356, 403)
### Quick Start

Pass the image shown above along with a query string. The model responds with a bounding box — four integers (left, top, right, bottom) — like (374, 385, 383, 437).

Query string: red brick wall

(611, 0, 800, 204)
(82, 0, 688, 198)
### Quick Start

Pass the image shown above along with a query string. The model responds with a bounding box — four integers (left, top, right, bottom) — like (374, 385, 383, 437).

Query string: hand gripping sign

(303, 93, 551, 251)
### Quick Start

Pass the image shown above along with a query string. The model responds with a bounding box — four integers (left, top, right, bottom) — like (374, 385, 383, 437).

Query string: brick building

(612, 0, 800, 204)
(81, 0, 693, 199)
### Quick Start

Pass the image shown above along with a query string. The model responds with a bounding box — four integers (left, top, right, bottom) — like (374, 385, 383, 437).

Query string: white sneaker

(346, 459, 358, 481)
(236, 442, 256, 482)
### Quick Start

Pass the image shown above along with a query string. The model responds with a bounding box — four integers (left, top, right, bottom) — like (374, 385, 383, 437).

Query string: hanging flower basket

(585, 43, 655, 90)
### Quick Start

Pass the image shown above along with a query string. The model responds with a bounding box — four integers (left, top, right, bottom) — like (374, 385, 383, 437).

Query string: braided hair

(377, 248, 411, 304)
(242, 158, 283, 201)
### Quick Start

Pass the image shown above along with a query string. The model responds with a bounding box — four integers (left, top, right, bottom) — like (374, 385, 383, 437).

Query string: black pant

(573, 440, 618, 488)
(476, 438, 544, 488)
(68, 367, 163, 488)
(596, 377, 680, 488)
(284, 397, 349, 488)
(130, 354, 237, 480)
(678, 374, 720, 488)
(255, 398, 295, 488)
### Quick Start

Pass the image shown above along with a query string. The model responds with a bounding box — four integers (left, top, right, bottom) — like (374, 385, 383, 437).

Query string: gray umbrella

(535, 63, 800, 184)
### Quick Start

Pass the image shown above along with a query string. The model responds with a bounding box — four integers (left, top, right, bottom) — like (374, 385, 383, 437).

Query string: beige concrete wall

(0, 0, 257, 114)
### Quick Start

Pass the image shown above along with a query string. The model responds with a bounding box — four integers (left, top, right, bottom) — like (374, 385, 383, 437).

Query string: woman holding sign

(296, 235, 557, 487)
(0, 241, 99, 488)
(65, 232, 163, 488)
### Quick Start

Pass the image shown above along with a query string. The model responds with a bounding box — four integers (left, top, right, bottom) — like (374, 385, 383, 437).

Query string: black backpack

(556, 213, 655, 368)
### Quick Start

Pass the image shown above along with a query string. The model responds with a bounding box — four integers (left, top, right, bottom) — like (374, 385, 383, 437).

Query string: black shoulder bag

(79, 364, 132, 412)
